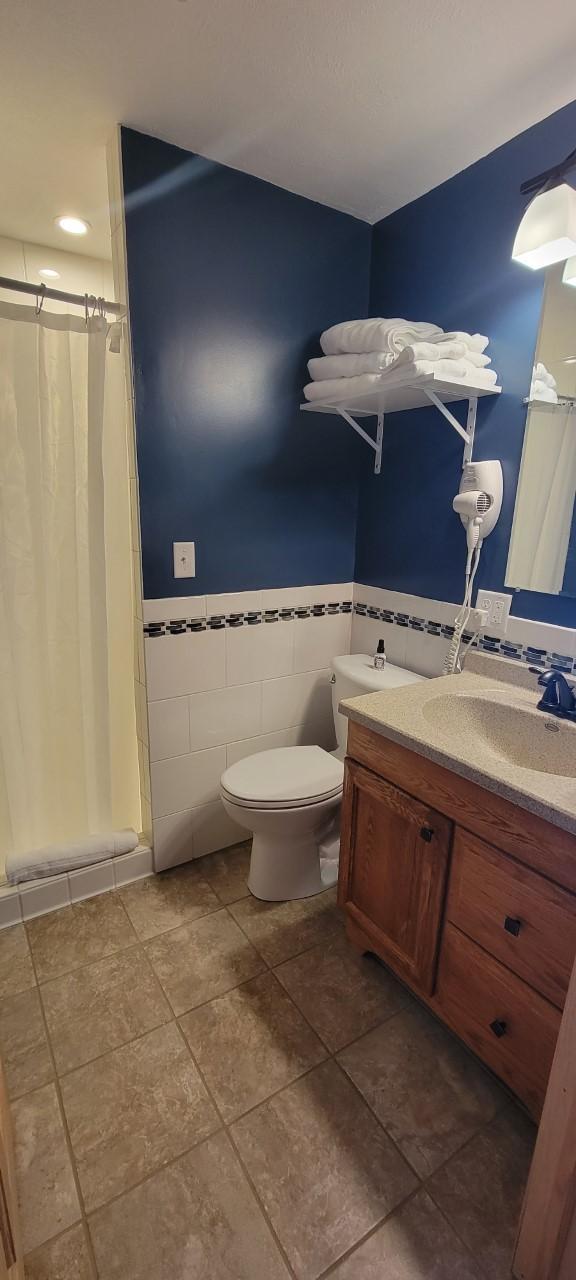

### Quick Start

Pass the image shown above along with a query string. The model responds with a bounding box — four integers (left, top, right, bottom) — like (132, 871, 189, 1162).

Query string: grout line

(24, 935, 99, 1279)
(315, 1182, 428, 1279)
(180, 1031, 300, 1280)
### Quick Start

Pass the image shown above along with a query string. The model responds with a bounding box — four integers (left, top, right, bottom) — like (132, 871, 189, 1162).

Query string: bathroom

(1, 2, 576, 1276)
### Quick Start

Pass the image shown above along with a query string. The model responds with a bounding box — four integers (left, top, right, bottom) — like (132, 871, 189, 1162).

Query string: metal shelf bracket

(425, 391, 478, 465)
(335, 407, 383, 474)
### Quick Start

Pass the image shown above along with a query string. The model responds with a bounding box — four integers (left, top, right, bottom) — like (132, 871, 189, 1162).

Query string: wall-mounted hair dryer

(453, 461, 503, 558)
(443, 460, 503, 675)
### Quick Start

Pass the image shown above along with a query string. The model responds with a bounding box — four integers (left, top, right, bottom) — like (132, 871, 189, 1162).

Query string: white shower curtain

(506, 404, 576, 594)
(0, 300, 140, 869)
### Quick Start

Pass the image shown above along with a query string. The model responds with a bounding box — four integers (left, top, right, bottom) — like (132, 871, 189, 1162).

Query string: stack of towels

(530, 362, 558, 404)
(303, 318, 498, 403)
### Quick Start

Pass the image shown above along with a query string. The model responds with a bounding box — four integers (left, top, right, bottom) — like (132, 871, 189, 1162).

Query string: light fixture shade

(512, 183, 576, 269)
(562, 254, 576, 287)
(56, 216, 90, 236)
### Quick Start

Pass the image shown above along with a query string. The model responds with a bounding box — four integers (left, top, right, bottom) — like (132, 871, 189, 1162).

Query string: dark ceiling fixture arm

(520, 145, 576, 197)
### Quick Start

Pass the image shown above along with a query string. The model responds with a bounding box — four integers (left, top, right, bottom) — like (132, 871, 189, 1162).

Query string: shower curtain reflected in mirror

(0, 300, 140, 873)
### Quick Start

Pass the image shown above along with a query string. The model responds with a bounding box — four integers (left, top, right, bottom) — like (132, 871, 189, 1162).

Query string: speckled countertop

(340, 652, 576, 836)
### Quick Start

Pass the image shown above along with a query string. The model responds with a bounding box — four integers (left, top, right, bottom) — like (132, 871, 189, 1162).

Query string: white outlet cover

(173, 541, 196, 578)
(476, 588, 512, 637)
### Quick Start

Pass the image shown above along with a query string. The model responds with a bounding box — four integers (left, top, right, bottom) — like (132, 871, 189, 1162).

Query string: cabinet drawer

(436, 924, 560, 1117)
(447, 829, 576, 1010)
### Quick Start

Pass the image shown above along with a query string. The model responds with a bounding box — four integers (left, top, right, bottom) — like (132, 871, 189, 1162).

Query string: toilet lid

(221, 746, 344, 807)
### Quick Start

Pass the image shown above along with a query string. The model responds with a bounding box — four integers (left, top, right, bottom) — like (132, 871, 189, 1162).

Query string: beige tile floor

(0, 841, 535, 1279)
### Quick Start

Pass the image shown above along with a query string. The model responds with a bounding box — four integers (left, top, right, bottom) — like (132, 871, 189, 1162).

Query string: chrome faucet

(529, 667, 576, 721)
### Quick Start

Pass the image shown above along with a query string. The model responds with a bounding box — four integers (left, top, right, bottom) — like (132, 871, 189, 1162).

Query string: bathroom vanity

(338, 660, 576, 1120)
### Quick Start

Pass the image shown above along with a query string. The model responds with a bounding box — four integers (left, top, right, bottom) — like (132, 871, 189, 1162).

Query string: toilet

(220, 653, 424, 901)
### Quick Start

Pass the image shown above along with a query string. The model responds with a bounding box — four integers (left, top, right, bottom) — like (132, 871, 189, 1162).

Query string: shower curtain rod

(0, 275, 125, 317)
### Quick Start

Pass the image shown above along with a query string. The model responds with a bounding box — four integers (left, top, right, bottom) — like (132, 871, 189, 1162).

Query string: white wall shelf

(301, 373, 501, 473)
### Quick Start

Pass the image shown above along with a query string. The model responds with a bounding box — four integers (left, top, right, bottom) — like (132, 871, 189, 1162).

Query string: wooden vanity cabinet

(339, 721, 576, 1119)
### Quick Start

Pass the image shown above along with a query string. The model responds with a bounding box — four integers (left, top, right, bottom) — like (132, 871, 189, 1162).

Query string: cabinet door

(339, 761, 452, 994)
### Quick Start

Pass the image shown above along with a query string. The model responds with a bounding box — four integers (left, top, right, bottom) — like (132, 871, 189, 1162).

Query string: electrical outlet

(173, 541, 196, 578)
(476, 589, 512, 637)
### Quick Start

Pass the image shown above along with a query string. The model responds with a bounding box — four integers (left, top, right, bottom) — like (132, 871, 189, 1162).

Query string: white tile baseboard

(0, 845, 154, 931)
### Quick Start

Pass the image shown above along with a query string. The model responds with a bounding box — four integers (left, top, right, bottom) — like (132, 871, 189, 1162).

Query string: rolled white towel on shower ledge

(308, 342, 491, 381)
(320, 317, 443, 356)
(5, 828, 139, 885)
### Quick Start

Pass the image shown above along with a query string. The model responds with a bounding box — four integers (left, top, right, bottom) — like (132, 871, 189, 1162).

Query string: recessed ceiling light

(56, 216, 90, 236)
(38, 267, 61, 280)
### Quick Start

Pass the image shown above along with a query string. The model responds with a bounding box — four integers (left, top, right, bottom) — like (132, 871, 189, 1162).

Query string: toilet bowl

(220, 653, 424, 901)
(221, 745, 343, 900)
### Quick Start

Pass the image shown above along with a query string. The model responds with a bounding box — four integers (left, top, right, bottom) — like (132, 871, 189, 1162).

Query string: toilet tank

(331, 653, 425, 758)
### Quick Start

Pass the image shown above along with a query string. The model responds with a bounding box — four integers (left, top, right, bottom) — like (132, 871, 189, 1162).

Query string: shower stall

(0, 275, 141, 882)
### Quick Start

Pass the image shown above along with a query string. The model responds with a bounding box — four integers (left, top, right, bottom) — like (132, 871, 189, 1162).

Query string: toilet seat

(221, 745, 344, 810)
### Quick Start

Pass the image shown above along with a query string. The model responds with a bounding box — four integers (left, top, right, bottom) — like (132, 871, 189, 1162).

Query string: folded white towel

(532, 361, 557, 389)
(308, 342, 491, 382)
(391, 349, 497, 383)
(320, 317, 443, 357)
(434, 331, 489, 353)
(531, 382, 559, 404)
(308, 352, 396, 380)
(5, 828, 140, 885)
(303, 361, 498, 403)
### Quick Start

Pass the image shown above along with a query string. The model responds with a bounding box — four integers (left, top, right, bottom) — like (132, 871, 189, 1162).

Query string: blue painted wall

(357, 98, 576, 626)
(121, 128, 371, 599)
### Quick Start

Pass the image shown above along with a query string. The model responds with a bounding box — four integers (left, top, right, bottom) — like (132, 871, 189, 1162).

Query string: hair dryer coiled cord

(443, 539, 483, 675)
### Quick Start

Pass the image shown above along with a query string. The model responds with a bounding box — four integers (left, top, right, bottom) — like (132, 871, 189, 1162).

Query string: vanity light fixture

(38, 267, 60, 280)
(55, 216, 90, 236)
(513, 146, 576, 269)
(512, 183, 576, 269)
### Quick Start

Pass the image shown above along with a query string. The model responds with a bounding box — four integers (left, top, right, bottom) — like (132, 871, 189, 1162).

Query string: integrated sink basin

(422, 690, 576, 777)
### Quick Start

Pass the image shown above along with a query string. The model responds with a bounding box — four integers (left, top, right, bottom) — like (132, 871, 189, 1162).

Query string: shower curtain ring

(35, 284, 46, 315)
(84, 293, 89, 326)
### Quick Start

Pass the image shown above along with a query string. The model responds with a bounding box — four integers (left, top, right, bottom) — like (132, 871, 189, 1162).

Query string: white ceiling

(2, 0, 576, 259)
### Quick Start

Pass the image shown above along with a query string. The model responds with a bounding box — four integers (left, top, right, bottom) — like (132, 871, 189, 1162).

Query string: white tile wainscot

(143, 584, 352, 870)
(352, 582, 576, 679)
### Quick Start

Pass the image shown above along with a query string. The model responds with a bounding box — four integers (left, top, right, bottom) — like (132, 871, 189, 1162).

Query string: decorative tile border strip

(143, 593, 574, 674)
(144, 599, 352, 637)
(353, 601, 576, 675)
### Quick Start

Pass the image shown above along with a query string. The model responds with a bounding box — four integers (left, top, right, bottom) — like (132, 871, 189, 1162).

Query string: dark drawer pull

(489, 1019, 508, 1038)
(504, 916, 522, 937)
(420, 826, 434, 842)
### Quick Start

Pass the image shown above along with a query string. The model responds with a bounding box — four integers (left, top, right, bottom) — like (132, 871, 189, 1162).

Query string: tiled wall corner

(144, 585, 352, 871)
(107, 127, 150, 841)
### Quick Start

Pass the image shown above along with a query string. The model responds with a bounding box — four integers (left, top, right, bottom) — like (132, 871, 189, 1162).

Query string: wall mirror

(506, 262, 576, 596)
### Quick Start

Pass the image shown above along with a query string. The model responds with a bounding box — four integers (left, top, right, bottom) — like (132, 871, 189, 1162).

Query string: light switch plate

(173, 541, 196, 578)
(476, 589, 512, 636)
